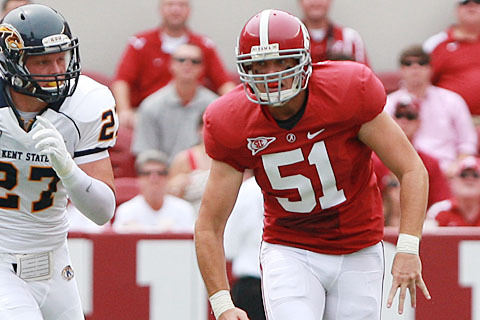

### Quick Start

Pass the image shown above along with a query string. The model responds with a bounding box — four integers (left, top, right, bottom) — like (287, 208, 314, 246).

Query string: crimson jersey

(428, 199, 480, 227)
(423, 27, 480, 115)
(309, 23, 369, 65)
(204, 61, 386, 254)
(114, 28, 232, 107)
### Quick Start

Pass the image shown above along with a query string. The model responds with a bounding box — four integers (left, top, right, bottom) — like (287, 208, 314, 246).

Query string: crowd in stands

(63, 0, 480, 233)
(55, 0, 480, 318)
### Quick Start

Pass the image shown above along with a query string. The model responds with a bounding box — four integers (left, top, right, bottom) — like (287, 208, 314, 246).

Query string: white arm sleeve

(61, 164, 115, 225)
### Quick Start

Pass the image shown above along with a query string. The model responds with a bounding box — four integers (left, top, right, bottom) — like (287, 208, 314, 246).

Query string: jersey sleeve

(203, 100, 247, 172)
(73, 86, 118, 164)
(351, 64, 386, 125)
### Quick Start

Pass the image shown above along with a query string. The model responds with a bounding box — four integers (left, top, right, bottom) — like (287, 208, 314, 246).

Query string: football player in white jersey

(0, 4, 118, 319)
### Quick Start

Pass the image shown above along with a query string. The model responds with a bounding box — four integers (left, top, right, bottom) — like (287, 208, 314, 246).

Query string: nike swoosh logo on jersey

(307, 128, 325, 139)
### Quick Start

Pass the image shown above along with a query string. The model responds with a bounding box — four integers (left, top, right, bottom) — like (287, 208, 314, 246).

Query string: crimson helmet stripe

(259, 9, 271, 47)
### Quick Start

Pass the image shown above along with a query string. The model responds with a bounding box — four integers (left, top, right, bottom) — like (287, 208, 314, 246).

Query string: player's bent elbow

(94, 209, 115, 226)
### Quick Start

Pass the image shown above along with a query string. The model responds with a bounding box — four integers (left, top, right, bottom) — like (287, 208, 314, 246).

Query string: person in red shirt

(427, 156, 480, 227)
(194, 9, 430, 320)
(298, 0, 369, 64)
(423, 0, 480, 116)
(111, 0, 235, 128)
(373, 99, 451, 227)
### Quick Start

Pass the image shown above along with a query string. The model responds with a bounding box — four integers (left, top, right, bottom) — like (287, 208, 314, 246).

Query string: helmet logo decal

(247, 136, 276, 156)
(0, 24, 24, 50)
(42, 34, 70, 47)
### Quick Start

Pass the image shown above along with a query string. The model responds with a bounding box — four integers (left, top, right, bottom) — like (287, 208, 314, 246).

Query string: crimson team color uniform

(114, 28, 232, 108)
(309, 23, 369, 65)
(204, 61, 386, 255)
(424, 27, 480, 115)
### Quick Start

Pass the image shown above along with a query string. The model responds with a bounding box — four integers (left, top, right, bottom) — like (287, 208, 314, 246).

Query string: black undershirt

(275, 89, 309, 130)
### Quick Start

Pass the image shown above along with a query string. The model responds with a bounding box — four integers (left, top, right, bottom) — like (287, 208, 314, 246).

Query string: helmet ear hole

(12, 75, 24, 87)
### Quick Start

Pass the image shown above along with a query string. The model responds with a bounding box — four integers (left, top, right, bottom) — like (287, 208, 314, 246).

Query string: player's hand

(387, 252, 431, 314)
(32, 116, 75, 178)
(218, 307, 249, 320)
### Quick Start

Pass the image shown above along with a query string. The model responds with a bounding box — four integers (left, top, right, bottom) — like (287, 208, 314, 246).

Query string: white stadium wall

(68, 229, 480, 320)
(38, 0, 456, 78)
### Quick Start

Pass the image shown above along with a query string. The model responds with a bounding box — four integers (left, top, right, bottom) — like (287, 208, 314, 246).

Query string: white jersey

(113, 194, 196, 233)
(0, 75, 118, 253)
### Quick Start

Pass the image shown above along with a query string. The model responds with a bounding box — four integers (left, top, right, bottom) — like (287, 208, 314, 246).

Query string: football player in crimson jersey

(0, 5, 117, 319)
(195, 9, 431, 320)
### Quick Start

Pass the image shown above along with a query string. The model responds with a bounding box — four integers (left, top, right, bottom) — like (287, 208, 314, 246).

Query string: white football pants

(0, 241, 84, 320)
(260, 241, 385, 320)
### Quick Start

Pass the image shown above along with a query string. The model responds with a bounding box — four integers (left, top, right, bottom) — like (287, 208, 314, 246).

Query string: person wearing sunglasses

(111, 0, 235, 129)
(297, 0, 369, 65)
(426, 156, 480, 227)
(113, 149, 195, 233)
(132, 43, 219, 164)
(373, 99, 451, 227)
(423, 0, 480, 117)
(384, 45, 477, 174)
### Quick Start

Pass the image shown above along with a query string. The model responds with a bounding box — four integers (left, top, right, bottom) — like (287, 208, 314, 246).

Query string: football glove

(32, 115, 75, 178)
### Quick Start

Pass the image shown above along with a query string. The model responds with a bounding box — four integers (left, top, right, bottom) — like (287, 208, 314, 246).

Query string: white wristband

(209, 290, 235, 319)
(396, 233, 420, 255)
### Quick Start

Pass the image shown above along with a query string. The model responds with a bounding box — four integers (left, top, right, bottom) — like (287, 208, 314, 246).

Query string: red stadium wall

(68, 228, 480, 320)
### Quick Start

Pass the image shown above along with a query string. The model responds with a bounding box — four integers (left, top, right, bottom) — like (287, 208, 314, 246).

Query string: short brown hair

(135, 149, 169, 172)
(399, 45, 430, 66)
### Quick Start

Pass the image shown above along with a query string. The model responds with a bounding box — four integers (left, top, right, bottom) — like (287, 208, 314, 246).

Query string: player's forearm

(62, 165, 116, 225)
(194, 227, 230, 295)
(398, 163, 429, 238)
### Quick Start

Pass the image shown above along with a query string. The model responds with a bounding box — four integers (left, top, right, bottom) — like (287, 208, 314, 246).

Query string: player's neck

(9, 88, 47, 112)
(267, 91, 307, 121)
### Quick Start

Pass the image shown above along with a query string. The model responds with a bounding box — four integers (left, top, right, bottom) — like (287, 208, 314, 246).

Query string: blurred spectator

(131, 43, 218, 163)
(113, 150, 195, 233)
(427, 156, 480, 226)
(167, 115, 210, 214)
(374, 99, 451, 227)
(224, 176, 265, 320)
(385, 45, 477, 173)
(423, 0, 480, 116)
(1, 0, 30, 18)
(109, 126, 137, 178)
(298, 0, 369, 64)
(112, 0, 235, 128)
